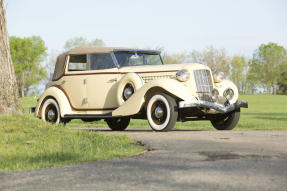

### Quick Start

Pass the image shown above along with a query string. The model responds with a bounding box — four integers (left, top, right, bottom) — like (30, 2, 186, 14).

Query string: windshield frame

(112, 51, 164, 68)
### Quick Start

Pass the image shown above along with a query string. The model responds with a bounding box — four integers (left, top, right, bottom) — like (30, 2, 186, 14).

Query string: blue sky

(5, 0, 287, 56)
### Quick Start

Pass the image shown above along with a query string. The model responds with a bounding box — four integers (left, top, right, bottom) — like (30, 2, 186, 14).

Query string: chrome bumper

(178, 100, 248, 113)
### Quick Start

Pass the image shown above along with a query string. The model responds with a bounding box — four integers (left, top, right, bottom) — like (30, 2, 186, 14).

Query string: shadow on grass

(243, 112, 287, 121)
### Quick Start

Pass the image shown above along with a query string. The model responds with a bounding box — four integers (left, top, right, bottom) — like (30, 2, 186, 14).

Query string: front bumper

(178, 100, 248, 113)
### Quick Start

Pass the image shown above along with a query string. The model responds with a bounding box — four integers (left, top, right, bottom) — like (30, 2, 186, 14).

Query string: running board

(63, 113, 120, 119)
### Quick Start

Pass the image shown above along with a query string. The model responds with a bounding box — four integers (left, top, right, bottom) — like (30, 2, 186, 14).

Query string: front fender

(35, 86, 72, 118)
(112, 79, 197, 116)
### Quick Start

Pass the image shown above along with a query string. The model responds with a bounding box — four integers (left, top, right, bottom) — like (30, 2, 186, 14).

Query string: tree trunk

(20, 72, 25, 97)
(0, 0, 21, 114)
(273, 82, 277, 95)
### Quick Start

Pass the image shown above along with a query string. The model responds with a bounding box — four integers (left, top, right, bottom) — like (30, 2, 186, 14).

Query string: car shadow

(71, 128, 204, 132)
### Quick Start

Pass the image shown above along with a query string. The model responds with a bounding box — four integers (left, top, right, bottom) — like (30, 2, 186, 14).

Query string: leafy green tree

(230, 56, 247, 93)
(249, 43, 287, 95)
(191, 46, 230, 76)
(64, 37, 105, 50)
(10, 36, 47, 97)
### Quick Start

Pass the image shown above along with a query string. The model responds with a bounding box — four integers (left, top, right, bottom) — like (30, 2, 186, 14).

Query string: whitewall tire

(146, 93, 177, 132)
(41, 98, 61, 124)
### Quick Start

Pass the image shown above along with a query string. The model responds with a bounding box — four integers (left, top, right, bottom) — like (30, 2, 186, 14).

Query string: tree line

(163, 44, 287, 95)
(8, 36, 287, 97)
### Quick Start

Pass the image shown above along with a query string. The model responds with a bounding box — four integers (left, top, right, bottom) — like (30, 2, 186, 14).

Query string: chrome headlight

(213, 71, 225, 83)
(223, 88, 234, 100)
(176, 69, 190, 82)
(211, 88, 219, 102)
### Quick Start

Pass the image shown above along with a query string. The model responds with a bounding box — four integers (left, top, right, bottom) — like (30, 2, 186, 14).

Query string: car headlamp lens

(223, 88, 234, 100)
(176, 69, 190, 82)
(213, 71, 224, 83)
(211, 88, 219, 102)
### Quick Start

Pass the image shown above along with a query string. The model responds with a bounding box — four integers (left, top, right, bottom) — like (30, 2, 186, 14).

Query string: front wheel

(210, 109, 240, 130)
(146, 93, 178, 132)
(106, 117, 130, 131)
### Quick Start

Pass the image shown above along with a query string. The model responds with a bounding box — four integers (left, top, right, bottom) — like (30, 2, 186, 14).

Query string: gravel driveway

(1, 130, 287, 191)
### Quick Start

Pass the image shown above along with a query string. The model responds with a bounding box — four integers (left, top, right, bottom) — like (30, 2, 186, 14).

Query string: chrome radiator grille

(193, 69, 213, 94)
(141, 75, 174, 83)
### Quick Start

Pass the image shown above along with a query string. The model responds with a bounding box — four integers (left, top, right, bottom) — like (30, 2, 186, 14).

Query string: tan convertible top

(52, 47, 161, 81)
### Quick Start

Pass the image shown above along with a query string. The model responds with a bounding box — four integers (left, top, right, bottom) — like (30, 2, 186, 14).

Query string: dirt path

(1, 130, 287, 191)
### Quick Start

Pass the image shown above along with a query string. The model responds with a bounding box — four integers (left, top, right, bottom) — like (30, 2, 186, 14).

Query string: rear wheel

(210, 109, 240, 130)
(146, 93, 178, 132)
(41, 98, 61, 124)
(106, 117, 130, 131)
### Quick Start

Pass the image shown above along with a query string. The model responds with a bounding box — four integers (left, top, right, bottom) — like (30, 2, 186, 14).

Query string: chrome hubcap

(124, 87, 133, 99)
(154, 106, 164, 118)
(47, 109, 56, 121)
(123, 84, 134, 101)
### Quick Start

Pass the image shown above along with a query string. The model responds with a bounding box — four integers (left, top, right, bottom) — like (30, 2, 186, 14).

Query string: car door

(61, 54, 88, 109)
(86, 53, 120, 110)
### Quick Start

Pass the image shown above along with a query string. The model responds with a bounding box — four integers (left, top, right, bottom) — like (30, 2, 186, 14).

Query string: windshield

(114, 52, 163, 67)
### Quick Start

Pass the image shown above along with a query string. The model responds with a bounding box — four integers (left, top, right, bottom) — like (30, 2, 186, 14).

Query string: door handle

(61, 80, 66, 85)
(109, 78, 117, 83)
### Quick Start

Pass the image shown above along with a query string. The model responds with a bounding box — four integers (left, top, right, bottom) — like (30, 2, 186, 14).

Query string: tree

(64, 37, 105, 50)
(10, 36, 47, 97)
(230, 56, 248, 93)
(0, 0, 21, 114)
(162, 52, 189, 64)
(249, 43, 287, 95)
(191, 46, 230, 76)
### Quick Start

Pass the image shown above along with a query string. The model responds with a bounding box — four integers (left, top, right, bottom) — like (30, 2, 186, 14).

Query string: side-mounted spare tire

(116, 73, 144, 105)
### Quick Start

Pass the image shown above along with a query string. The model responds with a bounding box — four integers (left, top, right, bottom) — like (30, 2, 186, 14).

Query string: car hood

(119, 63, 210, 73)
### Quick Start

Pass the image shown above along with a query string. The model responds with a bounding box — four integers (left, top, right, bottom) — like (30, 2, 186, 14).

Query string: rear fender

(112, 79, 197, 116)
(35, 87, 72, 118)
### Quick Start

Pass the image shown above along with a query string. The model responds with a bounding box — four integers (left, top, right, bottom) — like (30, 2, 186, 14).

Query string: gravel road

(1, 130, 287, 191)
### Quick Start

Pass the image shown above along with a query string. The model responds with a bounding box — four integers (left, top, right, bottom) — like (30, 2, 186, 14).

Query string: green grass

(21, 94, 287, 131)
(1, 95, 284, 171)
(0, 104, 145, 172)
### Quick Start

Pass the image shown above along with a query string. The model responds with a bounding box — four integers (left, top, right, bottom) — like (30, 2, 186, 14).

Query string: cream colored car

(35, 47, 248, 131)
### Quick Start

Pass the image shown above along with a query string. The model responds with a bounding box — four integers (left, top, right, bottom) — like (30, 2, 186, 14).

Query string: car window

(114, 52, 163, 67)
(68, 55, 88, 71)
(129, 54, 144, 66)
(146, 54, 163, 65)
(89, 53, 115, 70)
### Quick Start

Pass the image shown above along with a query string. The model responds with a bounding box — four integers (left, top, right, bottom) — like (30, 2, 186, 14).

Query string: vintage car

(34, 47, 248, 131)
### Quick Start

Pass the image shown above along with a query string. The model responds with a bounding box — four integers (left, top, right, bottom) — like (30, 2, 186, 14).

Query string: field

(0, 98, 146, 172)
(21, 94, 287, 130)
